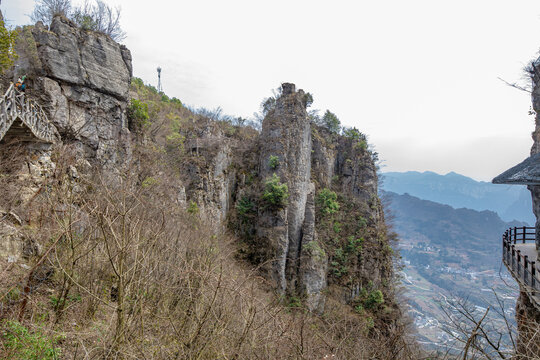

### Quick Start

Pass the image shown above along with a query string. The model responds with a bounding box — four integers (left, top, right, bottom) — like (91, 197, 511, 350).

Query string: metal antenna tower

(157, 67, 162, 93)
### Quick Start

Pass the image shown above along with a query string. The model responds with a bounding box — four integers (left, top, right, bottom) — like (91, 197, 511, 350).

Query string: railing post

(513, 227, 517, 244)
(512, 245, 516, 272)
(517, 250, 522, 277)
(525, 255, 529, 285)
(532, 261, 536, 290)
(523, 226, 527, 244)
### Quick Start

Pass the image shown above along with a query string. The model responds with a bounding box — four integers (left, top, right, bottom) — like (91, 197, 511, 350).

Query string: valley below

(381, 174, 529, 354)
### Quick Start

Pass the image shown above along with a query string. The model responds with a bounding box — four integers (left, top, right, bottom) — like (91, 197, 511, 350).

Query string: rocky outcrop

(231, 83, 393, 314)
(32, 16, 131, 100)
(257, 83, 313, 294)
(0, 15, 132, 265)
(10, 15, 132, 169)
(182, 127, 237, 224)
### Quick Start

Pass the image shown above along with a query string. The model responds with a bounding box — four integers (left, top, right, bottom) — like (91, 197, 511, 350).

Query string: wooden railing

(0, 84, 59, 143)
(502, 227, 540, 295)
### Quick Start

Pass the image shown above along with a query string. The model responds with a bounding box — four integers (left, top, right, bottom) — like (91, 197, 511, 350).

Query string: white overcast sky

(3, 0, 540, 181)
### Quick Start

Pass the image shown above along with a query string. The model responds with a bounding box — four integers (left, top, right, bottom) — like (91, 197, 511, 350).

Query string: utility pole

(157, 67, 162, 93)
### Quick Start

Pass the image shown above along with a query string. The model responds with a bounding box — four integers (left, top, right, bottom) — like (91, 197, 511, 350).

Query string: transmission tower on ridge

(157, 67, 162, 93)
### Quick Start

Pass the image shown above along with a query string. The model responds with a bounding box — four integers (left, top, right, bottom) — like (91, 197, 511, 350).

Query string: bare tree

(31, 0, 126, 42)
(30, 0, 71, 25)
(71, 0, 126, 41)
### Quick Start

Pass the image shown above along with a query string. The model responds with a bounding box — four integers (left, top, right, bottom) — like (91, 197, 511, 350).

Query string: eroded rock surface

(258, 83, 312, 294)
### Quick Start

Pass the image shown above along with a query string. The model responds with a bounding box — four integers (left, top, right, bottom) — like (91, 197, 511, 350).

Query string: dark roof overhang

(493, 152, 540, 185)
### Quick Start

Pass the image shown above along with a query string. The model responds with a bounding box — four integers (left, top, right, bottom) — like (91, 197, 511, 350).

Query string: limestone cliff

(9, 15, 132, 169)
(227, 83, 398, 325)
(0, 15, 401, 348)
(0, 15, 132, 262)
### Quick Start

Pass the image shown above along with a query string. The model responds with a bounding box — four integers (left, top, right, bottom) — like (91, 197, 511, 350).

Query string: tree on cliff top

(321, 110, 341, 134)
(31, 0, 126, 42)
(71, 0, 126, 41)
(30, 0, 71, 24)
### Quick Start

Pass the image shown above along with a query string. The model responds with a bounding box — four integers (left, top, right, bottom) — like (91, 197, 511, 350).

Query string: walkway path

(0, 83, 58, 143)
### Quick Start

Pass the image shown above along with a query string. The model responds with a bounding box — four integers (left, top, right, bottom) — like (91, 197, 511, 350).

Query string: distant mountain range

(381, 171, 534, 225)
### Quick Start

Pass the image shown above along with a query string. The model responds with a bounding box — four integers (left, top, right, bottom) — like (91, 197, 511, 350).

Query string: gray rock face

(299, 183, 327, 312)
(33, 16, 131, 100)
(10, 15, 133, 169)
(0, 15, 132, 263)
(311, 129, 337, 188)
(258, 83, 312, 294)
(185, 133, 237, 225)
(336, 139, 378, 204)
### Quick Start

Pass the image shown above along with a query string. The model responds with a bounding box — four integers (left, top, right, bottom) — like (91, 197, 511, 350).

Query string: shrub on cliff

(127, 99, 150, 131)
(268, 155, 279, 169)
(262, 173, 289, 208)
(316, 188, 339, 216)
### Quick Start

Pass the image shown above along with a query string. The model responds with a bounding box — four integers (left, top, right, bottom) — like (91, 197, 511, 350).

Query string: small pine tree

(322, 110, 341, 134)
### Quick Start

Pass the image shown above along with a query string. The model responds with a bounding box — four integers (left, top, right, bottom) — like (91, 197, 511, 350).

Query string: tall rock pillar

(257, 83, 312, 294)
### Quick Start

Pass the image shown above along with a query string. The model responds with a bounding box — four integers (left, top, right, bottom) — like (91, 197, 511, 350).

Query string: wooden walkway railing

(0, 83, 59, 143)
(502, 226, 540, 297)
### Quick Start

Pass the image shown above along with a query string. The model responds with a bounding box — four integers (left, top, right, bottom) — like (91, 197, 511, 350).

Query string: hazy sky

(3, 0, 540, 181)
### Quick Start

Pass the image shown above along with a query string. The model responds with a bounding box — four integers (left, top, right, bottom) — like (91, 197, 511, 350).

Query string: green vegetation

(321, 110, 341, 134)
(330, 247, 348, 278)
(343, 127, 362, 140)
(261, 96, 276, 115)
(287, 296, 302, 309)
(262, 173, 289, 209)
(303, 240, 326, 261)
(187, 201, 199, 214)
(127, 99, 150, 130)
(236, 196, 255, 219)
(316, 188, 339, 216)
(365, 316, 375, 330)
(365, 289, 384, 309)
(268, 155, 279, 169)
(346, 236, 364, 254)
(141, 176, 159, 188)
(303, 92, 314, 108)
(165, 132, 185, 151)
(0, 19, 17, 73)
(2, 320, 61, 360)
(353, 283, 385, 311)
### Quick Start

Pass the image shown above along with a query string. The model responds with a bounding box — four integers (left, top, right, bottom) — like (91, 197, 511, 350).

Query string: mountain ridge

(381, 170, 534, 224)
